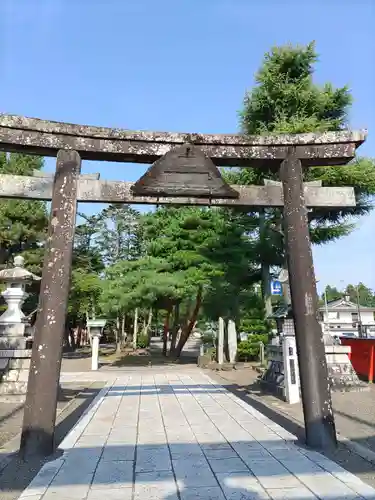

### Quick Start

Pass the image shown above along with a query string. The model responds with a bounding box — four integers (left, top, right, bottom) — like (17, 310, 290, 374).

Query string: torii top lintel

(0, 114, 366, 167)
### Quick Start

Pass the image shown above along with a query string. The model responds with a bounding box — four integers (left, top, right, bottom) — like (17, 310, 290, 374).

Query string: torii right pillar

(280, 147, 337, 450)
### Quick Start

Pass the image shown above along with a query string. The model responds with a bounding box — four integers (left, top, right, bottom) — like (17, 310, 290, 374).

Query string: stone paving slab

(16, 370, 375, 500)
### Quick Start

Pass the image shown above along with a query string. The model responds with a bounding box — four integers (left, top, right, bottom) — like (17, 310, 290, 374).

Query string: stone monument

(227, 319, 237, 363)
(217, 317, 224, 365)
(0, 255, 40, 401)
(264, 267, 367, 394)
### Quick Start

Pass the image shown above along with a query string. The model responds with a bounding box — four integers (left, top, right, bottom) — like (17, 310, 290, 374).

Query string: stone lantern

(87, 319, 107, 371)
(0, 255, 41, 401)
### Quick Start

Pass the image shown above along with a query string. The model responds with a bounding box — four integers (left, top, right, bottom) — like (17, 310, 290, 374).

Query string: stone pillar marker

(217, 317, 224, 365)
(227, 319, 237, 364)
(259, 342, 265, 365)
(0, 255, 40, 400)
(87, 319, 106, 371)
(282, 335, 300, 404)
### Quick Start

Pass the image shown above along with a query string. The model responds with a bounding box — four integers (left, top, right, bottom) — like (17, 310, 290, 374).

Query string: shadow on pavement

(1, 382, 375, 499)
(1, 439, 371, 499)
(107, 353, 198, 368)
(0, 386, 102, 499)
(0, 386, 95, 426)
(334, 408, 375, 430)
(210, 377, 375, 484)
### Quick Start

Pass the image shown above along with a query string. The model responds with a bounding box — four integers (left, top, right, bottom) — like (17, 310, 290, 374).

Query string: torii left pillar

(20, 150, 81, 458)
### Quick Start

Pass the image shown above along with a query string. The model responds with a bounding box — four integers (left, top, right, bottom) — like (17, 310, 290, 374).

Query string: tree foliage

(2, 42, 373, 360)
(322, 285, 342, 303)
(240, 42, 352, 135)
(0, 153, 48, 274)
(98, 206, 260, 355)
(231, 41, 375, 292)
(0, 153, 48, 314)
(322, 282, 375, 307)
(96, 204, 141, 265)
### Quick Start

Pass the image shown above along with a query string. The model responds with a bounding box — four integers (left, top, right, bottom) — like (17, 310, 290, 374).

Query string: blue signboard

(271, 280, 283, 296)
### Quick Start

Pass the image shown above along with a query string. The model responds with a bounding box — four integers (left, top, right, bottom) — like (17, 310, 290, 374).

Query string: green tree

(0, 153, 48, 273)
(140, 206, 257, 356)
(240, 42, 351, 136)
(68, 214, 105, 326)
(100, 256, 187, 352)
(95, 204, 142, 346)
(345, 283, 375, 307)
(0, 153, 48, 314)
(231, 42, 375, 312)
(322, 285, 343, 303)
(96, 204, 141, 265)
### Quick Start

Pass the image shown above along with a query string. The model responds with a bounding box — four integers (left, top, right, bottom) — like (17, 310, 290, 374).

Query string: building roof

(319, 297, 375, 312)
(270, 304, 293, 319)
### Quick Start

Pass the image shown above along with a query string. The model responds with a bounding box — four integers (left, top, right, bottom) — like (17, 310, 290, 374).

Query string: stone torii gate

(0, 114, 366, 457)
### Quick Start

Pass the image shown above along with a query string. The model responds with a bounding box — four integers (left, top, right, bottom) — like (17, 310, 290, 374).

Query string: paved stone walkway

(213, 369, 375, 458)
(17, 370, 375, 500)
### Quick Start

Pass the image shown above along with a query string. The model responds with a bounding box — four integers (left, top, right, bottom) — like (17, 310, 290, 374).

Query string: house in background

(318, 296, 375, 337)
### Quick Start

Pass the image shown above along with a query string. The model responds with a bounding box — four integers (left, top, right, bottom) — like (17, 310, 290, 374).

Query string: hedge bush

(201, 332, 216, 347)
(237, 333, 269, 361)
(137, 334, 149, 349)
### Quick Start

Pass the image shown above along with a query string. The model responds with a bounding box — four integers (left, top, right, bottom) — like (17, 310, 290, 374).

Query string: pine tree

(230, 43, 375, 313)
(0, 153, 48, 273)
(235, 42, 375, 244)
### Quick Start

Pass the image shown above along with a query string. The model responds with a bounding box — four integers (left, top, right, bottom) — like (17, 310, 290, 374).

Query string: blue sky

(1, 0, 374, 292)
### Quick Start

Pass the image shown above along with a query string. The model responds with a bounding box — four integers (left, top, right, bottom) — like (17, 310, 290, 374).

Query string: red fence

(340, 338, 375, 382)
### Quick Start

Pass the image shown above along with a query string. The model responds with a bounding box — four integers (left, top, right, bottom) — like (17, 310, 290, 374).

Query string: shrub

(201, 332, 216, 347)
(237, 333, 269, 361)
(137, 334, 149, 349)
(239, 318, 273, 336)
(206, 346, 216, 361)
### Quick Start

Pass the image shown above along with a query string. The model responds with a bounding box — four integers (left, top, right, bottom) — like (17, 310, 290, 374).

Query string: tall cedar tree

(227, 43, 375, 310)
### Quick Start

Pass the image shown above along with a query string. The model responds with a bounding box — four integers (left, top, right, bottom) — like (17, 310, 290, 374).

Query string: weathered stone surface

(0, 349, 32, 358)
(197, 354, 212, 368)
(217, 318, 224, 365)
(0, 175, 357, 208)
(21, 149, 81, 456)
(0, 114, 366, 145)
(0, 345, 31, 398)
(33, 170, 100, 180)
(9, 357, 31, 369)
(0, 380, 27, 395)
(2, 368, 20, 381)
(261, 342, 368, 400)
(0, 335, 29, 349)
(325, 345, 368, 392)
(264, 179, 322, 187)
(0, 114, 365, 166)
(227, 319, 237, 363)
(131, 143, 239, 198)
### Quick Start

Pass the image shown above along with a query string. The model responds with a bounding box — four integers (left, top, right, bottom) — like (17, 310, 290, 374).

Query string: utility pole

(356, 285, 363, 337)
(324, 289, 330, 334)
(280, 148, 337, 450)
(20, 150, 81, 458)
